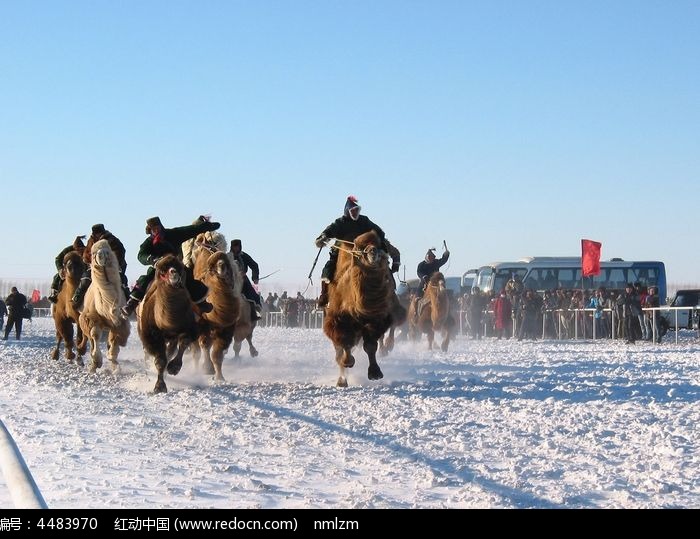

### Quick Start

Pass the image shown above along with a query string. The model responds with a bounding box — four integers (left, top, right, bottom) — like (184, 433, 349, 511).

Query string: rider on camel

(71, 224, 130, 308)
(120, 215, 221, 318)
(48, 235, 86, 304)
(229, 238, 263, 320)
(314, 196, 400, 308)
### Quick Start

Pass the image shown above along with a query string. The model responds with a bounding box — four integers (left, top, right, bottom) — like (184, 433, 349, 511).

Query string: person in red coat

(493, 290, 513, 339)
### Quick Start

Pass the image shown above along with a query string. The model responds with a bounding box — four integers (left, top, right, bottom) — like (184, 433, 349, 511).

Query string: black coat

(5, 291, 27, 317)
(85, 231, 127, 271)
(617, 291, 642, 317)
(417, 252, 450, 283)
(321, 215, 387, 246)
(137, 221, 219, 267)
(55, 245, 75, 271)
(232, 251, 259, 282)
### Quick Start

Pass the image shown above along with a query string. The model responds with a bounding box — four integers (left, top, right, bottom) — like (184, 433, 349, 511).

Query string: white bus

(472, 257, 667, 301)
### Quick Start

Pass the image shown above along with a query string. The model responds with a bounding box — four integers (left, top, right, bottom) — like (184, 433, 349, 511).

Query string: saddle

(415, 296, 429, 319)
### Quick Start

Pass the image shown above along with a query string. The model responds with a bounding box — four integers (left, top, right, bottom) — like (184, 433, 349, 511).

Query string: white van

(663, 289, 700, 329)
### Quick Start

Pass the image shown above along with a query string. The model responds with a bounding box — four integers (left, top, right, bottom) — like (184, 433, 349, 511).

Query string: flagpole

(581, 245, 585, 338)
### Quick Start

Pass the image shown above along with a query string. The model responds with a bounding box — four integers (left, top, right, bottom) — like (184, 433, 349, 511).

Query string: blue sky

(1, 1, 698, 295)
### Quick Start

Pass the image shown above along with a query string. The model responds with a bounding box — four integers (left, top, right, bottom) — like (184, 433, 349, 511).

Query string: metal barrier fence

(303, 310, 324, 329)
(264, 310, 325, 329)
(459, 306, 699, 342)
(265, 311, 287, 328)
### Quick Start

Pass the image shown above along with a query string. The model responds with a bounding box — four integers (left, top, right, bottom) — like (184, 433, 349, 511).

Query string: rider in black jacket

(121, 215, 221, 318)
(314, 196, 400, 307)
(229, 239, 262, 320)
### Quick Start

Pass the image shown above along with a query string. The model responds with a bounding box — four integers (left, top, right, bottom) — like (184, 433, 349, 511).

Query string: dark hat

(145, 216, 163, 234)
(343, 195, 361, 220)
(11, 287, 17, 293)
(91, 223, 105, 235)
(625, 283, 634, 289)
(231, 239, 241, 248)
(73, 235, 86, 250)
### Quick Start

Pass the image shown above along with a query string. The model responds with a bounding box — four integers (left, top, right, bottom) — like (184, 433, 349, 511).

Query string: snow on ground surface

(1, 317, 699, 508)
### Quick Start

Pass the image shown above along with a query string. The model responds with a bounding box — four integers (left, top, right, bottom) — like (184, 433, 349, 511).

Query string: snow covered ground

(1, 317, 699, 509)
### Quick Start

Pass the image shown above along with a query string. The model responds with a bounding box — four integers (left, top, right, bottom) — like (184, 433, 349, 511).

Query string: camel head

(63, 250, 85, 280)
(208, 251, 234, 285)
(92, 239, 113, 269)
(155, 255, 186, 288)
(353, 230, 387, 270)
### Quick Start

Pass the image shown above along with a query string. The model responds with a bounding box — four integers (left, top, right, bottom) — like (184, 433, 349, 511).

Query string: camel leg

(191, 341, 201, 371)
(336, 361, 348, 388)
(153, 351, 168, 393)
(65, 339, 76, 361)
(379, 327, 395, 356)
(336, 371, 348, 387)
(107, 331, 121, 374)
(89, 327, 103, 373)
(363, 339, 383, 380)
(51, 336, 63, 361)
(426, 328, 434, 350)
(59, 319, 76, 361)
(210, 341, 226, 382)
(166, 335, 190, 376)
(204, 348, 216, 375)
(247, 334, 258, 358)
(76, 325, 87, 364)
(233, 338, 242, 358)
(198, 334, 215, 375)
(202, 345, 215, 375)
(165, 340, 178, 361)
(335, 345, 354, 368)
(440, 329, 450, 352)
(334, 345, 352, 387)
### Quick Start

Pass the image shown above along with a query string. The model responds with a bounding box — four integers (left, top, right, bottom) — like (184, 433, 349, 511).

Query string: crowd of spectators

(454, 280, 671, 342)
(259, 291, 322, 328)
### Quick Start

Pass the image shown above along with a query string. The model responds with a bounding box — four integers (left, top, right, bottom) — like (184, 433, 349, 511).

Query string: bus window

(557, 268, 576, 289)
(474, 267, 494, 293)
(607, 268, 626, 289)
(495, 268, 526, 294)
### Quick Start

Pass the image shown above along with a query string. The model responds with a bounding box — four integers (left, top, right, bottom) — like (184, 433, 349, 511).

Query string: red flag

(31, 289, 41, 303)
(581, 239, 602, 277)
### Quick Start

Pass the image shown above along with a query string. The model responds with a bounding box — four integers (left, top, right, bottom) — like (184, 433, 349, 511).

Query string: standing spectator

(0, 298, 7, 331)
(643, 286, 667, 343)
(493, 290, 512, 339)
(458, 291, 471, 335)
(265, 292, 277, 312)
(617, 283, 642, 344)
(542, 290, 559, 338)
(467, 287, 487, 340)
(228, 239, 262, 320)
(634, 282, 649, 340)
(505, 274, 524, 299)
(518, 289, 543, 340)
(589, 287, 607, 339)
(4, 287, 28, 340)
